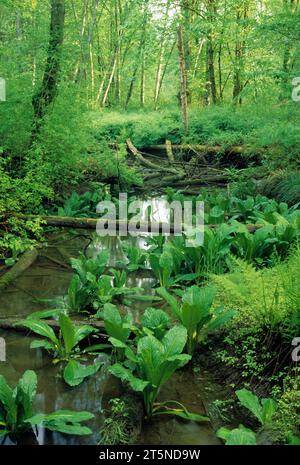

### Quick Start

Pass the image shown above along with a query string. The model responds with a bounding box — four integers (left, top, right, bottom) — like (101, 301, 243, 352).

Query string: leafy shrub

(158, 285, 234, 355)
(273, 375, 300, 443)
(16, 314, 107, 386)
(217, 388, 277, 445)
(109, 325, 208, 421)
(0, 370, 94, 438)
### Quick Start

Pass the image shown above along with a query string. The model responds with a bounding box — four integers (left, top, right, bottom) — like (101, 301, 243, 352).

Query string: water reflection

(0, 330, 119, 445)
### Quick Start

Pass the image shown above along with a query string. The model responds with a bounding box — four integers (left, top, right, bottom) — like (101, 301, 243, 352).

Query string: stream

(0, 198, 222, 445)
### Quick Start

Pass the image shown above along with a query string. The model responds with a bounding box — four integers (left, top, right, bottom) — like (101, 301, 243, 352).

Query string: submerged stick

(0, 248, 39, 291)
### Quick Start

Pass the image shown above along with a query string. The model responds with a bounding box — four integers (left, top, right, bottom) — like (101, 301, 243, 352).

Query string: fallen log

(0, 248, 39, 291)
(14, 214, 263, 234)
(16, 215, 181, 233)
(126, 138, 181, 175)
(153, 174, 230, 189)
(144, 144, 245, 154)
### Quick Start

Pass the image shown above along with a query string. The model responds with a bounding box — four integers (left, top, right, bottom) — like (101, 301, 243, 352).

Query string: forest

(0, 0, 300, 448)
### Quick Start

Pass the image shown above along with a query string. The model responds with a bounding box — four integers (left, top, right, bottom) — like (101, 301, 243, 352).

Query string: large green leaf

(63, 360, 102, 387)
(109, 364, 149, 392)
(27, 410, 94, 436)
(141, 308, 170, 331)
(236, 389, 263, 425)
(141, 308, 170, 339)
(261, 398, 277, 426)
(14, 370, 37, 423)
(162, 325, 187, 357)
(137, 335, 165, 385)
(30, 339, 55, 351)
(217, 424, 257, 445)
(0, 374, 16, 429)
(157, 287, 181, 319)
(16, 319, 58, 346)
(59, 314, 76, 355)
(103, 303, 131, 343)
(74, 325, 97, 346)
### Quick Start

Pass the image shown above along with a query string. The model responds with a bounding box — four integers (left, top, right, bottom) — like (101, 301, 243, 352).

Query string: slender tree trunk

(204, 0, 217, 105)
(101, 51, 118, 106)
(32, 0, 65, 136)
(192, 38, 205, 78)
(232, 7, 243, 105)
(181, 0, 191, 103)
(205, 38, 217, 104)
(73, 0, 88, 82)
(218, 43, 223, 101)
(154, 0, 171, 109)
(155, 40, 176, 106)
(140, 50, 145, 107)
(125, 0, 149, 109)
(177, 25, 189, 134)
(280, 0, 296, 100)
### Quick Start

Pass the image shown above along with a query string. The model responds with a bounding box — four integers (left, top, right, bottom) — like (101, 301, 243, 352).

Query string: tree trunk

(280, 0, 296, 100)
(32, 0, 65, 136)
(125, 0, 149, 109)
(154, 0, 171, 109)
(181, 0, 191, 103)
(140, 50, 145, 107)
(232, 5, 248, 105)
(204, 0, 217, 105)
(177, 25, 189, 134)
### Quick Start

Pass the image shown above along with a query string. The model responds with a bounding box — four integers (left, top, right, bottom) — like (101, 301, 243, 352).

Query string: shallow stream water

(0, 198, 222, 445)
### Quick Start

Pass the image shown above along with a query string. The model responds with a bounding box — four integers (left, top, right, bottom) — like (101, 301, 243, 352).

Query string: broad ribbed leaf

(27, 309, 65, 319)
(162, 326, 187, 357)
(14, 370, 37, 422)
(16, 319, 58, 345)
(0, 375, 16, 428)
(137, 335, 164, 385)
(109, 364, 149, 392)
(224, 425, 257, 445)
(236, 389, 263, 425)
(206, 308, 236, 333)
(82, 343, 111, 353)
(159, 354, 191, 386)
(27, 410, 94, 436)
(141, 308, 170, 331)
(103, 303, 131, 343)
(29, 410, 94, 423)
(157, 287, 181, 319)
(74, 325, 97, 345)
(64, 360, 102, 386)
(261, 398, 277, 426)
(42, 422, 92, 435)
(59, 314, 76, 355)
(30, 340, 54, 351)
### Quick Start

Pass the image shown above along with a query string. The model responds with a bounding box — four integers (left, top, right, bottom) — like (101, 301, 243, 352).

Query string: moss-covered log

(15, 214, 263, 234)
(0, 248, 39, 291)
